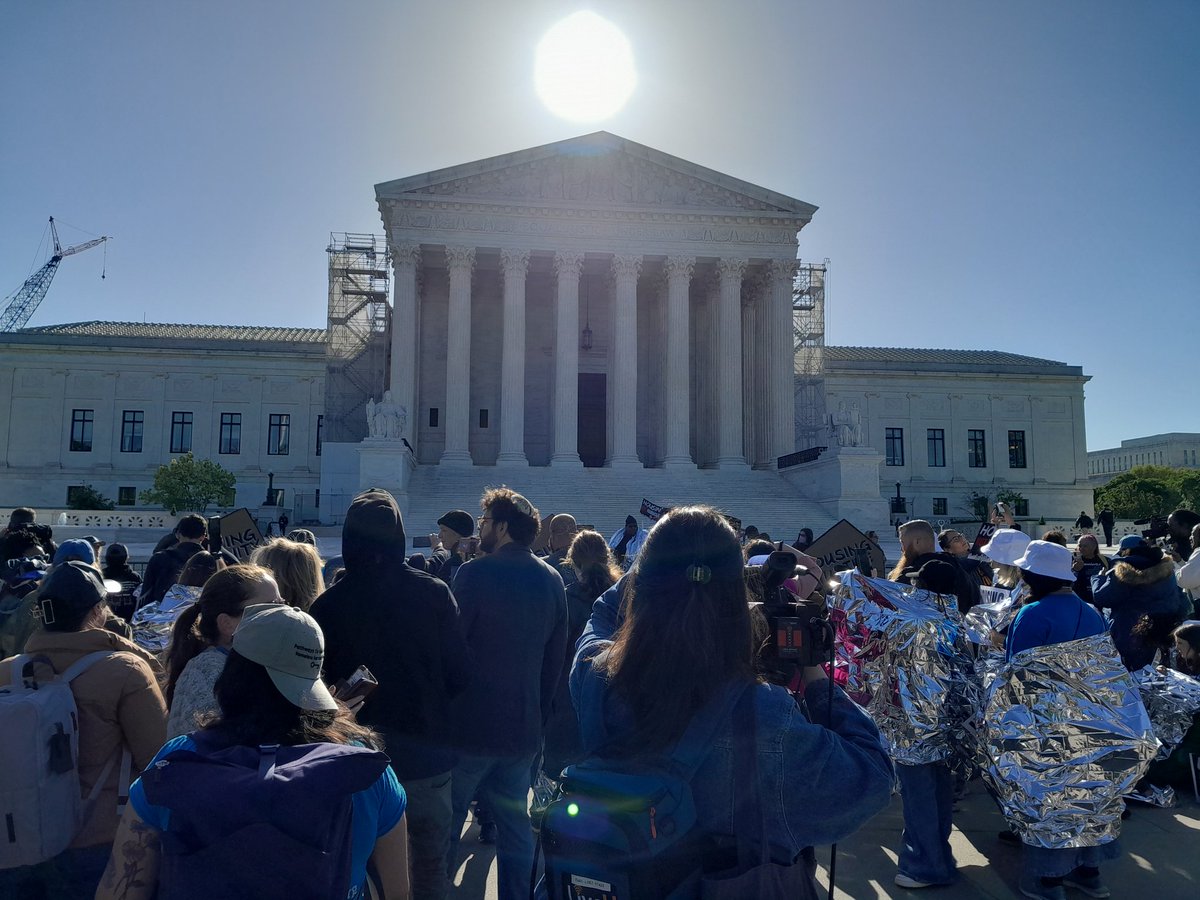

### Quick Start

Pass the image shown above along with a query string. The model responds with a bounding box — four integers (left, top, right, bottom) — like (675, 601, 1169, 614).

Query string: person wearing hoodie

(311, 488, 471, 900)
(1092, 537, 1191, 670)
(0, 561, 167, 899)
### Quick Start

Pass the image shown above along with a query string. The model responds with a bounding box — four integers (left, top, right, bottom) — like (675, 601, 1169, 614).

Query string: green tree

(67, 485, 115, 511)
(1094, 465, 1193, 519)
(139, 453, 236, 515)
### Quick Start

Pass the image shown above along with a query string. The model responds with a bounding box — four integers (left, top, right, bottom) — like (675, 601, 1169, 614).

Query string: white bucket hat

(232, 603, 339, 712)
(1013, 540, 1076, 582)
(980, 528, 1031, 566)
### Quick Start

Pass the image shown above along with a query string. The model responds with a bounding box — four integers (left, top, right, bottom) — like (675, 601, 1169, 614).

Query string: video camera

(747, 550, 834, 681)
(1135, 515, 1170, 543)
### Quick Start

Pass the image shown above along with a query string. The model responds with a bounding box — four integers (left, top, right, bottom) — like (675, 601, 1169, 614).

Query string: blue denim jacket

(570, 580, 895, 857)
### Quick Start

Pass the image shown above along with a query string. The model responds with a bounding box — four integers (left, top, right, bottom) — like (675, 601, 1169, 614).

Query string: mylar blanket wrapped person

(980, 632, 1157, 849)
(828, 572, 976, 766)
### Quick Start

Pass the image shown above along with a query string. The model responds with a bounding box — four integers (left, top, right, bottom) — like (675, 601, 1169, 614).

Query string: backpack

(539, 681, 750, 900)
(0, 651, 132, 869)
(139, 735, 390, 900)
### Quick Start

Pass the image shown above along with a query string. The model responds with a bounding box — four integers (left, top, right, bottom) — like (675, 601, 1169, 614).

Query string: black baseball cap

(39, 561, 113, 624)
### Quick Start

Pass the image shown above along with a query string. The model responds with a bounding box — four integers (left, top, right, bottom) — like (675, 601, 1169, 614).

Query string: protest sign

(971, 520, 998, 555)
(806, 519, 886, 576)
(640, 498, 671, 521)
(213, 508, 264, 562)
(979, 585, 1011, 606)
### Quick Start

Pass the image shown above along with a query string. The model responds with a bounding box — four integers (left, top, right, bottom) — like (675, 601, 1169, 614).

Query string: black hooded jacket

(311, 490, 472, 779)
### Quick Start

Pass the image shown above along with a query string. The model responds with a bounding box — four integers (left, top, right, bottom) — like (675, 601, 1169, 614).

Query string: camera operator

(1175, 522, 1200, 613)
(570, 506, 893, 897)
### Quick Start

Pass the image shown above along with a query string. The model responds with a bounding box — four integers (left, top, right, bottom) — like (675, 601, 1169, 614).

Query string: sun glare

(534, 11, 636, 123)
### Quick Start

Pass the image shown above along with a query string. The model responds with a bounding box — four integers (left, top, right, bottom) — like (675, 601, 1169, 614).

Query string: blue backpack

(140, 734, 389, 900)
(538, 681, 750, 900)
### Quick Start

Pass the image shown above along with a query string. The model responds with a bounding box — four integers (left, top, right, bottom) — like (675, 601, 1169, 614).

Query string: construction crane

(1, 217, 110, 332)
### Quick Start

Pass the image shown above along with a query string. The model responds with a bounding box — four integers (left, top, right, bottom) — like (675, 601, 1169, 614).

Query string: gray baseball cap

(231, 604, 338, 712)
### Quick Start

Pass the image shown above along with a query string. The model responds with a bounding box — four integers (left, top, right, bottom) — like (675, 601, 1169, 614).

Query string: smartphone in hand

(333, 665, 379, 703)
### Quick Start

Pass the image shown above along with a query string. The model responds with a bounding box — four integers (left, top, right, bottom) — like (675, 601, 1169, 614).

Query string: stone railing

(3, 509, 175, 530)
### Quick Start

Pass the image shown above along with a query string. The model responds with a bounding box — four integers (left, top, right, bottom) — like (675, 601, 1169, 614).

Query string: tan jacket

(0, 627, 167, 848)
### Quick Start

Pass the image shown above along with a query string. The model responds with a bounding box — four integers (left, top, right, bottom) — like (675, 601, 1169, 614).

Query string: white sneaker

(895, 873, 935, 889)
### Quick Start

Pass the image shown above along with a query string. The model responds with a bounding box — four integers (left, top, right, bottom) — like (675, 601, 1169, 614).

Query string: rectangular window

(315, 415, 323, 457)
(120, 410, 144, 453)
(926, 428, 946, 467)
(429, 407, 439, 428)
(219, 413, 242, 454)
(933, 497, 948, 516)
(69, 409, 94, 452)
(1014, 499, 1029, 517)
(268, 413, 290, 455)
(66, 485, 86, 505)
(479, 408, 489, 429)
(170, 411, 193, 454)
(1008, 430, 1027, 468)
(968, 429, 987, 468)
(885, 427, 904, 466)
(118, 486, 137, 506)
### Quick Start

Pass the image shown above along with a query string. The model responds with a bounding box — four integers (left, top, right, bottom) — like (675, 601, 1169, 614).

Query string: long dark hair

(1019, 569, 1075, 603)
(166, 564, 273, 705)
(567, 530, 621, 601)
(598, 506, 753, 753)
(206, 650, 379, 749)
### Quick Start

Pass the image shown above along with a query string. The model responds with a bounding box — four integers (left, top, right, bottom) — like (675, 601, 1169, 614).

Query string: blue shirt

(1005, 589, 1107, 660)
(129, 735, 406, 898)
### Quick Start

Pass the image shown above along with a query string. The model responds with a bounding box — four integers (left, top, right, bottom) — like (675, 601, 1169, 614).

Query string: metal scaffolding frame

(793, 259, 829, 451)
(324, 233, 391, 443)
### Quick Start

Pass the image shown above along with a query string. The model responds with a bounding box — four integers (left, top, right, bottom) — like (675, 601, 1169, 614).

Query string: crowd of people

(1, 496, 1198, 900)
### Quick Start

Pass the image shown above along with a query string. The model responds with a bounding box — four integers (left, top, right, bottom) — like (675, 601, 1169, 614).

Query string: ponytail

(165, 603, 205, 705)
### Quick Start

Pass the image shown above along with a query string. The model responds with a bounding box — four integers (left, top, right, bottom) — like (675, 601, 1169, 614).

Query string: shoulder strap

(61, 650, 122, 684)
(668, 680, 754, 780)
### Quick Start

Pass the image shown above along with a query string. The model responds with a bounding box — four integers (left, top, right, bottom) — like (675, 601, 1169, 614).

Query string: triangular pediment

(376, 132, 816, 218)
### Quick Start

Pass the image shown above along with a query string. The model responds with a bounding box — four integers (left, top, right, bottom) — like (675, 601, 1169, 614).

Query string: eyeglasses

(477, 516, 492, 526)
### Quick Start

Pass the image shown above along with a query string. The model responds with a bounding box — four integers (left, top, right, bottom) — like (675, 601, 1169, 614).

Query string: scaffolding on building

(325, 233, 391, 443)
(793, 259, 829, 451)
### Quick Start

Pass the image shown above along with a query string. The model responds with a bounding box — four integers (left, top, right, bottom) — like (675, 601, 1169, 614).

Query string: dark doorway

(578, 373, 607, 468)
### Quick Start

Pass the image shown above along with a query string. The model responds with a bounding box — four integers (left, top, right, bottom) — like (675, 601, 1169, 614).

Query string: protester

(286, 527, 318, 546)
(250, 537, 325, 611)
(430, 508, 475, 586)
(938, 528, 992, 586)
(980, 528, 1032, 593)
(0, 561, 167, 899)
(0, 528, 48, 657)
(542, 529, 620, 777)
(1177, 522, 1200, 601)
(140, 515, 207, 607)
(446, 488, 567, 900)
(164, 565, 283, 738)
(1143, 621, 1200, 788)
(1040, 530, 1068, 547)
(312, 488, 470, 900)
(889, 520, 979, 613)
(1, 538, 102, 658)
(571, 506, 893, 897)
(1003, 541, 1112, 900)
(743, 538, 776, 561)
(100, 543, 141, 622)
(1093, 538, 1191, 670)
(1071, 534, 1111, 605)
(1074, 511, 1094, 532)
(792, 526, 815, 551)
(542, 513, 579, 586)
(607, 514, 647, 570)
(96, 604, 410, 900)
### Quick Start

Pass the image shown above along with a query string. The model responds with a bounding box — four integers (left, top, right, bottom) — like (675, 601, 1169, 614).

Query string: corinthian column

(497, 248, 530, 465)
(716, 258, 749, 469)
(608, 254, 642, 468)
(769, 259, 798, 461)
(389, 242, 420, 446)
(440, 245, 475, 465)
(752, 272, 773, 468)
(663, 256, 695, 468)
(741, 292, 756, 465)
(551, 251, 584, 467)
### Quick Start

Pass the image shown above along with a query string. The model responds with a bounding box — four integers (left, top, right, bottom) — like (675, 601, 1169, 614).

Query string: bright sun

(534, 11, 636, 123)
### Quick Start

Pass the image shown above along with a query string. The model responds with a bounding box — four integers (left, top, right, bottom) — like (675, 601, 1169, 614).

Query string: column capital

(445, 245, 476, 271)
(768, 258, 798, 282)
(717, 257, 748, 283)
(664, 255, 695, 281)
(610, 253, 642, 281)
(500, 248, 531, 274)
(553, 250, 585, 278)
(392, 242, 421, 268)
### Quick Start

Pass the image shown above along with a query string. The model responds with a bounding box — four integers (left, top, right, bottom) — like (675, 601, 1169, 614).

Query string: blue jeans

(401, 769, 454, 900)
(896, 761, 957, 885)
(447, 752, 538, 900)
(1023, 842, 1119, 879)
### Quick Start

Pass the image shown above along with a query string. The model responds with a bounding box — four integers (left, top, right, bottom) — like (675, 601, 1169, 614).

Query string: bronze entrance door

(577, 373, 606, 468)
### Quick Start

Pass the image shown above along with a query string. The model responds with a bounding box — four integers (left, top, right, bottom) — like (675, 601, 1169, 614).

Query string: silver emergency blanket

(980, 632, 1158, 848)
(130, 583, 202, 653)
(1130, 664, 1200, 758)
(963, 587, 1021, 647)
(829, 573, 975, 766)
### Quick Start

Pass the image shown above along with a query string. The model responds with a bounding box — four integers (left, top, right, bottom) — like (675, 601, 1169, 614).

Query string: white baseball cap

(1013, 540, 1076, 582)
(232, 603, 338, 712)
(980, 528, 1031, 566)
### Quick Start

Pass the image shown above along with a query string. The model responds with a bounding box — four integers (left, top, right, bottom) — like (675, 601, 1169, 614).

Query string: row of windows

(1087, 448, 1199, 475)
(884, 427, 1027, 469)
(70, 409, 323, 457)
(920, 496, 1030, 518)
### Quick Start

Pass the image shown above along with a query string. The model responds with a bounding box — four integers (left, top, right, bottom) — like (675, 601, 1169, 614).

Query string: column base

(716, 456, 751, 471)
(606, 455, 643, 470)
(439, 450, 475, 467)
(662, 456, 696, 470)
(550, 454, 584, 468)
(495, 452, 529, 466)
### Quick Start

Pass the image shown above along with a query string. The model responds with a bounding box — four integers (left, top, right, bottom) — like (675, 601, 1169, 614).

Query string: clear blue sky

(2, 1, 1197, 451)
